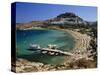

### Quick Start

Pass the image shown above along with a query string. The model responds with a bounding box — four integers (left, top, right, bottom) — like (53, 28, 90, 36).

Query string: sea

(16, 29, 75, 64)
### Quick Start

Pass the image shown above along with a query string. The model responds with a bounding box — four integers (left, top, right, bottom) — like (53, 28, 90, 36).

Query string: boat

(27, 44, 41, 51)
(47, 44, 57, 49)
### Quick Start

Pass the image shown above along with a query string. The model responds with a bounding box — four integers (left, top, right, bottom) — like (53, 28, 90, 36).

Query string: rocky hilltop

(16, 12, 96, 30)
(47, 12, 88, 25)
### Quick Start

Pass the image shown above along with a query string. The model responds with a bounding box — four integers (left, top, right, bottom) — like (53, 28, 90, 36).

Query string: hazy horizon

(15, 2, 97, 23)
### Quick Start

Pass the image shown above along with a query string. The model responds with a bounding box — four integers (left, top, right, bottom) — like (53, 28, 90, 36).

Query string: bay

(16, 29, 75, 64)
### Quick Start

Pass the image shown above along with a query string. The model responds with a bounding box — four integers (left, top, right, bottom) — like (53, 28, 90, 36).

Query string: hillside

(16, 21, 48, 30)
(47, 12, 88, 25)
(16, 12, 97, 30)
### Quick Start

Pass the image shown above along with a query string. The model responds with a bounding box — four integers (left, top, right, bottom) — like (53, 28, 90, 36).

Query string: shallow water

(16, 29, 75, 64)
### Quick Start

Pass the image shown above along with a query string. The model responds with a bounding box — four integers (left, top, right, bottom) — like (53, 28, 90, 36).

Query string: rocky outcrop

(15, 58, 68, 73)
(15, 55, 96, 73)
(47, 12, 88, 25)
(16, 12, 97, 30)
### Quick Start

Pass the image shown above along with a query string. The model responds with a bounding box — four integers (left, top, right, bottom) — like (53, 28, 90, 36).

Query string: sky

(15, 2, 97, 23)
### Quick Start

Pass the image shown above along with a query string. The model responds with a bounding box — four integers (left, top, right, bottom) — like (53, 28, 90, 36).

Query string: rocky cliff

(47, 12, 88, 25)
(16, 12, 96, 30)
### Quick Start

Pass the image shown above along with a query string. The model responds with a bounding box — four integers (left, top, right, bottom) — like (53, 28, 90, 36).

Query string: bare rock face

(15, 55, 96, 73)
(48, 12, 88, 25)
(16, 59, 44, 72)
(57, 12, 78, 18)
(16, 12, 96, 30)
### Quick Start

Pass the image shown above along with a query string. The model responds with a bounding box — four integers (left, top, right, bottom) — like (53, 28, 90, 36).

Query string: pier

(27, 43, 94, 61)
(28, 44, 73, 56)
(38, 48, 73, 56)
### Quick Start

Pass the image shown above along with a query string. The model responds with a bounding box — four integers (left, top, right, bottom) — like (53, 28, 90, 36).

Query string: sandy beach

(61, 29, 95, 62)
(54, 28, 91, 52)
(15, 29, 95, 73)
(65, 29, 91, 51)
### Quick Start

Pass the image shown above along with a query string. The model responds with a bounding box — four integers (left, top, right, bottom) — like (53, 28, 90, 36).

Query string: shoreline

(15, 28, 96, 73)
(59, 29, 94, 61)
(63, 29, 91, 52)
(49, 28, 91, 53)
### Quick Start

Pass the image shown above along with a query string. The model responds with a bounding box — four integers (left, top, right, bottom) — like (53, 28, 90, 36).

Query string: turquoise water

(16, 29, 75, 64)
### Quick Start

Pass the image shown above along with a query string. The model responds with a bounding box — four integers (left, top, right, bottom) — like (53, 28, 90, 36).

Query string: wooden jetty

(28, 44, 73, 56)
(38, 48, 73, 56)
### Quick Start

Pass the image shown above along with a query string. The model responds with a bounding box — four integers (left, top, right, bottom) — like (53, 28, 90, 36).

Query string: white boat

(31, 44, 40, 48)
(28, 44, 40, 51)
(47, 44, 57, 49)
